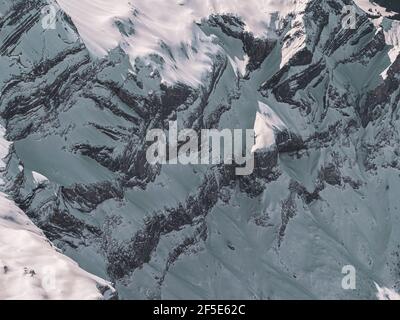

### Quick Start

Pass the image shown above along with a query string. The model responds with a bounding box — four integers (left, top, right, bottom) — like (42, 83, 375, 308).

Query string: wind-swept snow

(0, 194, 115, 300)
(55, 0, 307, 85)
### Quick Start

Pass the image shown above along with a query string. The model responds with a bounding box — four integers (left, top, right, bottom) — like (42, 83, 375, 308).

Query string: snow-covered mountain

(1, 0, 400, 299)
(0, 125, 115, 299)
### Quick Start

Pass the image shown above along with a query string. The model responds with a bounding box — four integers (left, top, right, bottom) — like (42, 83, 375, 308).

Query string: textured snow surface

(55, 0, 307, 85)
(0, 127, 114, 300)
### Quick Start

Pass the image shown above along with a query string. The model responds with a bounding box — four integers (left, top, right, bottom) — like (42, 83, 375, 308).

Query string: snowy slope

(0, 126, 115, 300)
(55, 0, 307, 85)
(0, 193, 115, 300)
(2, 0, 400, 300)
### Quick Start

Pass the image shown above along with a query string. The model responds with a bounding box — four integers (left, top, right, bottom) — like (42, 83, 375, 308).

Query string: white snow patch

(0, 125, 10, 170)
(279, 12, 307, 69)
(380, 19, 400, 79)
(228, 55, 249, 78)
(375, 283, 400, 300)
(32, 171, 49, 185)
(0, 126, 11, 186)
(252, 101, 286, 152)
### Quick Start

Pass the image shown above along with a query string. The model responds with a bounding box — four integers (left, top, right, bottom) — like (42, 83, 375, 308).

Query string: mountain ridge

(1, 0, 400, 299)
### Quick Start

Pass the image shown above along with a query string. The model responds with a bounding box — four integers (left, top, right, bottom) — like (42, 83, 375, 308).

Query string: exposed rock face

(1, 0, 400, 299)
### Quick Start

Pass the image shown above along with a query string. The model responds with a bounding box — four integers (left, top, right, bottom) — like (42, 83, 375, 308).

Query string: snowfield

(0, 193, 114, 300)
(55, 0, 400, 86)
(55, 0, 307, 85)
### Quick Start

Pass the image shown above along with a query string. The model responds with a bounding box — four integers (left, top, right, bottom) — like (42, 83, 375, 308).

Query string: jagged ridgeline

(1, 0, 400, 299)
